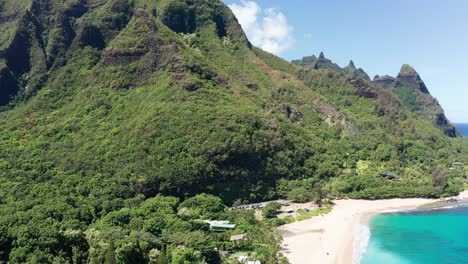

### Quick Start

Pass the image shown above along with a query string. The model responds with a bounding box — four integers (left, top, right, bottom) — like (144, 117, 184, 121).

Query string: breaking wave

(352, 224, 370, 264)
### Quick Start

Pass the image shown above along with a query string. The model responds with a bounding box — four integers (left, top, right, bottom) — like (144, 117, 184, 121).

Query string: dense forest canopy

(0, 0, 466, 262)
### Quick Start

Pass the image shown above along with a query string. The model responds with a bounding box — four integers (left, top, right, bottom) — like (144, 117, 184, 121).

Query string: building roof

(203, 220, 236, 229)
(237, 256, 261, 264)
(376, 172, 396, 180)
(230, 234, 246, 241)
(230, 202, 269, 210)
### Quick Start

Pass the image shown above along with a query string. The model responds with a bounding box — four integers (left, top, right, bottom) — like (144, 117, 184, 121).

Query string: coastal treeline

(0, 193, 286, 263)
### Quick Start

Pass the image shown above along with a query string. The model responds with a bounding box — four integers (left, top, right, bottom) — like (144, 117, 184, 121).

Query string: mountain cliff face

(0, 0, 249, 105)
(0, 0, 464, 262)
(373, 64, 459, 137)
(293, 55, 459, 137)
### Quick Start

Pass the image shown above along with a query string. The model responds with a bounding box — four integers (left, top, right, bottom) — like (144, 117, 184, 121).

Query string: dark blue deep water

(454, 123, 468, 136)
(361, 205, 468, 264)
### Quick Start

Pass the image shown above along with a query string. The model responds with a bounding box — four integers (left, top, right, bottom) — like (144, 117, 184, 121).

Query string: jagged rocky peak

(396, 64, 429, 94)
(398, 64, 419, 76)
(291, 52, 333, 67)
(344, 60, 370, 81)
(292, 52, 340, 71)
(313, 52, 341, 71)
(370, 65, 459, 137)
(292, 54, 370, 80)
(353, 68, 371, 81)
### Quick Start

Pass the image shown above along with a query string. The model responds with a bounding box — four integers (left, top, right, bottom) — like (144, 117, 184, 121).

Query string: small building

(230, 202, 269, 211)
(237, 256, 261, 264)
(203, 220, 236, 232)
(230, 234, 246, 241)
(452, 162, 463, 167)
(377, 172, 396, 180)
(229, 200, 290, 211)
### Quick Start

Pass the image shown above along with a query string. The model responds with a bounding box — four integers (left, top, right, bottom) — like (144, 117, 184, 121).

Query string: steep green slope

(374, 64, 459, 137)
(293, 54, 460, 137)
(0, 0, 465, 262)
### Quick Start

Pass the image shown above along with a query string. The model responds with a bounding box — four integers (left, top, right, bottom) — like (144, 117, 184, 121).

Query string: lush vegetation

(0, 192, 286, 263)
(0, 0, 466, 263)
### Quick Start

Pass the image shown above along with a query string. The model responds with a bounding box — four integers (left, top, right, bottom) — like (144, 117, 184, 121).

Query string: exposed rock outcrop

(372, 65, 460, 137)
(344, 60, 371, 81)
(373, 75, 396, 88)
(396, 64, 429, 94)
(0, 64, 18, 105)
(292, 54, 370, 81)
(293, 54, 460, 137)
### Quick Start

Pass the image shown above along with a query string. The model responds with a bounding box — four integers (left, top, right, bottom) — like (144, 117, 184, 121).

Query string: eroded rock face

(373, 75, 396, 87)
(100, 47, 149, 67)
(0, 65, 19, 105)
(350, 79, 378, 99)
(396, 64, 429, 94)
(279, 104, 304, 126)
(344, 61, 370, 81)
(291, 55, 317, 66)
(64, 1, 88, 18)
(436, 114, 458, 137)
(1, 9, 49, 101)
(292, 54, 370, 81)
(313, 52, 341, 72)
(371, 64, 460, 137)
(95, 11, 184, 89)
(73, 25, 106, 50)
(160, 1, 196, 34)
(99, 10, 159, 68)
(160, 0, 249, 41)
(0, 0, 117, 102)
(293, 53, 460, 138)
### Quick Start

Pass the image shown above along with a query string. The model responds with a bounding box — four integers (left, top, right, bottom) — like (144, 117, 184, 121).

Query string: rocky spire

(397, 64, 428, 94)
(319, 51, 325, 59)
(398, 64, 419, 77)
(348, 60, 355, 68)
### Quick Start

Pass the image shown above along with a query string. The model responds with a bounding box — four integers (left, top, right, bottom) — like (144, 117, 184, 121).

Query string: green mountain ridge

(291, 52, 371, 81)
(292, 54, 460, 137)
(373, 64, 459, 137)
(0, 0, 466, 262)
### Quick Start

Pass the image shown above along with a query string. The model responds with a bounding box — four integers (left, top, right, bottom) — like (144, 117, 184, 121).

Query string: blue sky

(223, 0, 468, 123)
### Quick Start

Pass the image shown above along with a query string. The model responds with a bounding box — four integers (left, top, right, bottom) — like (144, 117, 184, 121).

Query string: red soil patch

(255, 63, 274, 73)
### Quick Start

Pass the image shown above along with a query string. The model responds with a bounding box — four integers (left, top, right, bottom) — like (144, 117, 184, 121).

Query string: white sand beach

(279, 191, 468, 264)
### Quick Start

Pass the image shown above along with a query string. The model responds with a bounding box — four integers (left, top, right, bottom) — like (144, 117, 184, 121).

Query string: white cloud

(228, 1, 294, 56)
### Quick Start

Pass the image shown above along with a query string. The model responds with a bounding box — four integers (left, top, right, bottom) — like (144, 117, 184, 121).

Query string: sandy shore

(279, 191, 468, 264)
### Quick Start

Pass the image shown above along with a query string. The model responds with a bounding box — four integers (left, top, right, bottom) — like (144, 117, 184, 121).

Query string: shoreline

(279, 191, 468, 264)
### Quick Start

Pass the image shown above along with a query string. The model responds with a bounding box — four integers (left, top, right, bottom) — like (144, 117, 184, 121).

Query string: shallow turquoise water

(360, 204, 468, 264)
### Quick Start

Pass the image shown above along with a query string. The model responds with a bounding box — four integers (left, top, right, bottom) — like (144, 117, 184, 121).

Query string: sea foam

(352, 224, 370, 264)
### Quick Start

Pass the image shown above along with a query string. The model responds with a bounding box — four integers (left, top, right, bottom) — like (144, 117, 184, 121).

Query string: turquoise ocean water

(454, 123, 468, 136)
(360, 204, 468, 264)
